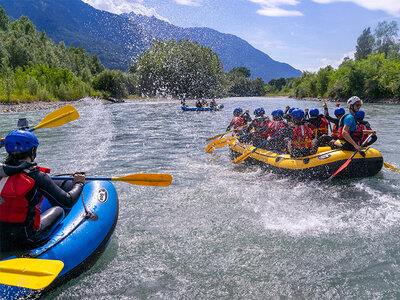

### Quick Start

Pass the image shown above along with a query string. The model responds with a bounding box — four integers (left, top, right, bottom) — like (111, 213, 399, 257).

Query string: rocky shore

(0, 97, 179, 113)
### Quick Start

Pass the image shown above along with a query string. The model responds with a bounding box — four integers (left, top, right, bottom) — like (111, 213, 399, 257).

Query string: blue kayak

(181, 104, 224, 111)
(0, 181, 119, 299)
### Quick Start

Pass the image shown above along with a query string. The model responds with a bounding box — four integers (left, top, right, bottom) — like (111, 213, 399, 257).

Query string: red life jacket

(309, 118, 329, 138)
(0, 171, 41, 229)
(337, 113, 363, 145)
(252, 117, 269, 139)
(291, 125, 313, 149)
(358, 123, 371, 143)
(319, 118, 329, 135)
(267, 121, 286, 137)
(331, 123, 338, 138)
(230, 117, 245, 134)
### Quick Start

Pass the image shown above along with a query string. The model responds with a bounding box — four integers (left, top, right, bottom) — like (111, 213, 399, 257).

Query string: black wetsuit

(0, 162, 84, 251)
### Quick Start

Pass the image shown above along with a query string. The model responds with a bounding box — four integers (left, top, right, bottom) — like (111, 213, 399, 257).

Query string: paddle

(205, 124, 249, 142)
(0, 258, 64, 290)
(232, 127, 286, 164)
(205, 136, 236, 153)
(0, 105, 79, 147)
(52, 173, 173, 187)
(29, 105, 79, 131)
(328, 133, 373, 180)
(383, 162, 400, 172)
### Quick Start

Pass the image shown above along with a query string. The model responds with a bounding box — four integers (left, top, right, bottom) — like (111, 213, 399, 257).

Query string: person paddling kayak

(0, 130, 85, 251)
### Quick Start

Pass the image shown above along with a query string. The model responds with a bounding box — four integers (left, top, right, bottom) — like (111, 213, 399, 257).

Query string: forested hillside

(0, 0, 301, 82)
(0, 7, 104, 102)
(270, 21, 400, 101)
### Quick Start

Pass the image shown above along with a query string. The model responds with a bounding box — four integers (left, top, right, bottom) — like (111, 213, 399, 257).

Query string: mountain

(0, 0, 302, 81)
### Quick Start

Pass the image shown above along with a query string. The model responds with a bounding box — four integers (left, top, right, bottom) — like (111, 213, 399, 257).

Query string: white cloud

(305, 51, 355, 72)
(248, 0, 303, 17)
(174, 0, 202, 6)
(81, 0, 170, 22)
(313, 0, 400, 16)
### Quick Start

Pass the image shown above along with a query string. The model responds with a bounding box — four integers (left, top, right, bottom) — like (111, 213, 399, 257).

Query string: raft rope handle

(237, 143, 339, 161)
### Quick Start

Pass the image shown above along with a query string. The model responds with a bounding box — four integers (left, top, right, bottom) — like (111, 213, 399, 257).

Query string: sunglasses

(354, 104, 362, 107)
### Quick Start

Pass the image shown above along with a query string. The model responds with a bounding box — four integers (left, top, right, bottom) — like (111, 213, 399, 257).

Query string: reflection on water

(1, 97, 399, 299)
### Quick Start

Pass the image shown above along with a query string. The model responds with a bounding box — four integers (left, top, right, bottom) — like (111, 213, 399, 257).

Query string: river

(1, 97, 399, 299)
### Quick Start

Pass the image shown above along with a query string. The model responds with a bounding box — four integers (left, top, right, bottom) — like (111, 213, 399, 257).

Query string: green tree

(0, 6, 9, 31)
(134, 39, 225, 98)
(229, 67, 251, 78)
(355, 27, 374, 61)
(374, 21, 399, 57)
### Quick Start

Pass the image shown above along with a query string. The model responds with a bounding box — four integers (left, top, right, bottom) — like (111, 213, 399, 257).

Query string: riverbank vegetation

(268, 21, 400, 101)
(0, 6, 266, 103)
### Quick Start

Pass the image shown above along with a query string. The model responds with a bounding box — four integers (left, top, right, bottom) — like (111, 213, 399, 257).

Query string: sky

(81, 0, 400, 72)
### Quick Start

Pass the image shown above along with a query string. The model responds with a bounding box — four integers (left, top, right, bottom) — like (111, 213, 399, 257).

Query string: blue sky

(81, 0, 400, 72)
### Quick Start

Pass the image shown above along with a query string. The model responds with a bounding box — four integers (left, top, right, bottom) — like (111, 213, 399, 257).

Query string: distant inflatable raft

(229, 139, 383, 180)
(181, 104, 224, 111)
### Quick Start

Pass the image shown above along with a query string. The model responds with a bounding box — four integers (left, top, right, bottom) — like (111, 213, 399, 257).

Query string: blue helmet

(254, 107, 265, 116)
(271, 109, 284, 118)
(309, 108, 319, 116)
(233, 107, 243, 116)
(5, 130, 39, 153)
(334, 107, 345, 116)
(288, 107, 295, 114)
(291, 109, 305, 120)
(354, 110, 365, 120)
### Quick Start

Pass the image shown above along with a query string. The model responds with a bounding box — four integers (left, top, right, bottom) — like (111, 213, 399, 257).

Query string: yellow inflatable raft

(229, 139, 383, 180)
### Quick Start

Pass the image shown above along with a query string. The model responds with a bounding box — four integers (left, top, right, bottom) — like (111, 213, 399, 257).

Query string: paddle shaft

(328, 133, 373, 180)
(53, 177, 113, 181)
(51, 173, 173, 187)
(206, 124, 249, 142)
(249, 126, 286, 152)
(233, 126, 286, 164)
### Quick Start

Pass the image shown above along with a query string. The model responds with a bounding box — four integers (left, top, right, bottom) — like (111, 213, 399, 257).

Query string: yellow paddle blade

(33, 105, 79, 130)
(0, 258, 64, 290)
(111, 173, 173, 187)
(205, 136, 236, 153)
(384, 162, 400, 172)
(232, 151, 251, 164)
(205, 143, 215, 153)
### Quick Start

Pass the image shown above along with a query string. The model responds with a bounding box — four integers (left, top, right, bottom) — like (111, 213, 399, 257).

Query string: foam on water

(1, 97, 400, 299)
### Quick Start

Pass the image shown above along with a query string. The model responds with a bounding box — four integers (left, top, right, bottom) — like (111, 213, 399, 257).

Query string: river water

(1, 97, 399, 299)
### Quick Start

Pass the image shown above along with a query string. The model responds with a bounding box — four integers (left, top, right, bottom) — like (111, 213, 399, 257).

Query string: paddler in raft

(285, 109, 315, 157)
(195, 99, 202, 108)
(323, 102, 345, 140)
(0, 130, 86, 252)
(227, 107, 246, 135)
(209, 98, 217, 108)
(336, 96, 376, 151)
(355, 110, 377, 146)
(248, 108, 270, 146)
(263, 109, 287, 153)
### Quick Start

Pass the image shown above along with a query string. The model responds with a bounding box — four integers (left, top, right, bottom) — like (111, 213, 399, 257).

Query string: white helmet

(347, 96, 362, 107)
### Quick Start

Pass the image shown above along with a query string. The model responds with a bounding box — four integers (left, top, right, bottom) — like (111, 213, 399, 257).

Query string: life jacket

(0, 171, 40, 229)
(337, 113, 363, 145)
(358, 123, 371, 143)
(267, 121, 286, 137)
(331, 123, 338, 138)
(291, 125, 313, 149)
(252, 117, 270, 139)
(230, 117, 245, 134)
(309, 117, 329, 138)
